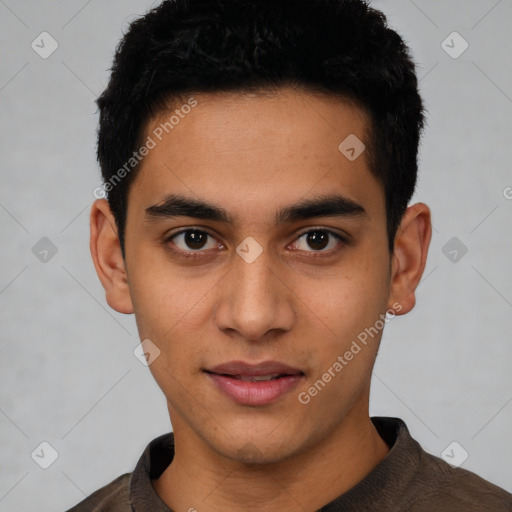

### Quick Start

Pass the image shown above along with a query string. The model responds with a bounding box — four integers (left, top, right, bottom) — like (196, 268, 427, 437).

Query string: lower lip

(206, 373, 303, 406)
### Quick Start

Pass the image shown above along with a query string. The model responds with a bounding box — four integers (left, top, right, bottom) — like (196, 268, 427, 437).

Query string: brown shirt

(65, 417, 512, 511)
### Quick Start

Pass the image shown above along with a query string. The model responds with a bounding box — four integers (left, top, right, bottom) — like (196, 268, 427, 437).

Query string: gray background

(0, 0, 511, 510)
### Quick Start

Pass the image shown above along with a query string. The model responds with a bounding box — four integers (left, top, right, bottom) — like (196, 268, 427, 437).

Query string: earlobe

(89, 199, 134, 314)
(388, 203, 432, 315)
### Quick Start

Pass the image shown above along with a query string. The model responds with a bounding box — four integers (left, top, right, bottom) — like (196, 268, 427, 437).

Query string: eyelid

(166, 226, 219, 241)
(162, 228, 220, 259)
(293, 226, 348, 241)
(289, 227, 347, 253)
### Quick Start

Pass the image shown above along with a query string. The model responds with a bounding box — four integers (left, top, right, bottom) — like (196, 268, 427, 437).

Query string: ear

(388, 202, 432, 315)
(89, 199, 134, 314)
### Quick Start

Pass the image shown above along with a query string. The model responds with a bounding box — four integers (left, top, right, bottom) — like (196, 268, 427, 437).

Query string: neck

(153, 407, 390, 511)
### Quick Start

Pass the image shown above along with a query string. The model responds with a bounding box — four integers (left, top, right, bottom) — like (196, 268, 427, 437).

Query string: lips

(226, 373, 283, 382)
(204, 360, 304, 405)
(206, 360, 303, 378)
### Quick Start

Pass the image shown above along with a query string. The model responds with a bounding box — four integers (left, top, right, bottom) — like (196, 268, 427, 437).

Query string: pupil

(307, 231, 329, 251)
(185, 230, 207, 250)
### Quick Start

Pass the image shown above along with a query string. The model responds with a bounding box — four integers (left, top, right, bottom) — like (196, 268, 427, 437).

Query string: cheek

(128, 251, 207, 335)
(129, 271, 206, 400)
(127, 256, 222, 383)
(305, 260, 389, 337)
(298, 255, 391, 389)
(296, 272, 389, 414)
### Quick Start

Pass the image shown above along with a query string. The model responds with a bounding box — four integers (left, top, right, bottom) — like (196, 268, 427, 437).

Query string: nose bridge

(233, 249, 274, 305)
(215, 243, 294, 340)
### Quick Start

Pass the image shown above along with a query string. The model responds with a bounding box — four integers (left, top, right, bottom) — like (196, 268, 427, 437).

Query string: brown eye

(169, 229, 217, 252)
(183, 230, 208, 250)
(292, 230, 343, 253)
(305, 231, 329, 250)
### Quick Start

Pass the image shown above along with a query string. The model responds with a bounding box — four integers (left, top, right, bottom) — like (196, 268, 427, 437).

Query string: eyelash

(164, 228, 347, 259)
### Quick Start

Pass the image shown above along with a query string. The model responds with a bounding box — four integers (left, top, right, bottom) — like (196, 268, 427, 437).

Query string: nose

(214, 244, 296, 342)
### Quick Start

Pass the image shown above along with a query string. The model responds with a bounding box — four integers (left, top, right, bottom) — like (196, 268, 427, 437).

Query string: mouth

(209, 373, 291, 382)
(204, 360, 305, 406)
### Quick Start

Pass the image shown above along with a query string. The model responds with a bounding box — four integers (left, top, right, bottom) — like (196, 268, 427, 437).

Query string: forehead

(128, 87, 384, 226)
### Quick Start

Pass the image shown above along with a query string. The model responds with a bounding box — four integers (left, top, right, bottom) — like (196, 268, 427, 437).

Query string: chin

(210, 429, 303, 467)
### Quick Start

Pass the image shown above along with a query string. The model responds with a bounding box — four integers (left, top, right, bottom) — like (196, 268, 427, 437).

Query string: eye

(167, 229, 219, 253)
(290, 229, 344, 253)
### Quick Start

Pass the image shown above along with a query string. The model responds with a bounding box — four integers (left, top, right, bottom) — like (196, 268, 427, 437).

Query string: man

(67, 0, 512, 510)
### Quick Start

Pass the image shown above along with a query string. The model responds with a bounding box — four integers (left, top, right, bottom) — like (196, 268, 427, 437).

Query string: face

(96, 87, 421, 465)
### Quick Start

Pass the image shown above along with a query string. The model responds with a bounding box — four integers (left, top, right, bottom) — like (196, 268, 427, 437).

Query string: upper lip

(205, 360, 304, 377)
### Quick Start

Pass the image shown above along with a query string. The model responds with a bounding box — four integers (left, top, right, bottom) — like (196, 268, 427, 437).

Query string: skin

(90, 87, 431, 511)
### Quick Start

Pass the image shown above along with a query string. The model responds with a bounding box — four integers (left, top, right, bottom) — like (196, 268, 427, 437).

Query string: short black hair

(97, 0, 425, 254)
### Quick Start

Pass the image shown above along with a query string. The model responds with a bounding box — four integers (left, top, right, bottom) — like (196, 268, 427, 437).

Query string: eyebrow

(276, 194, 367, 224)
(145, 193, 367, 225)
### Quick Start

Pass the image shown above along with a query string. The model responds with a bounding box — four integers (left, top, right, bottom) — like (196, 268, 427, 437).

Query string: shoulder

(370, 417, 512, 512)
(408, 449, 512, 511)
(64, 473, 131, 512)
